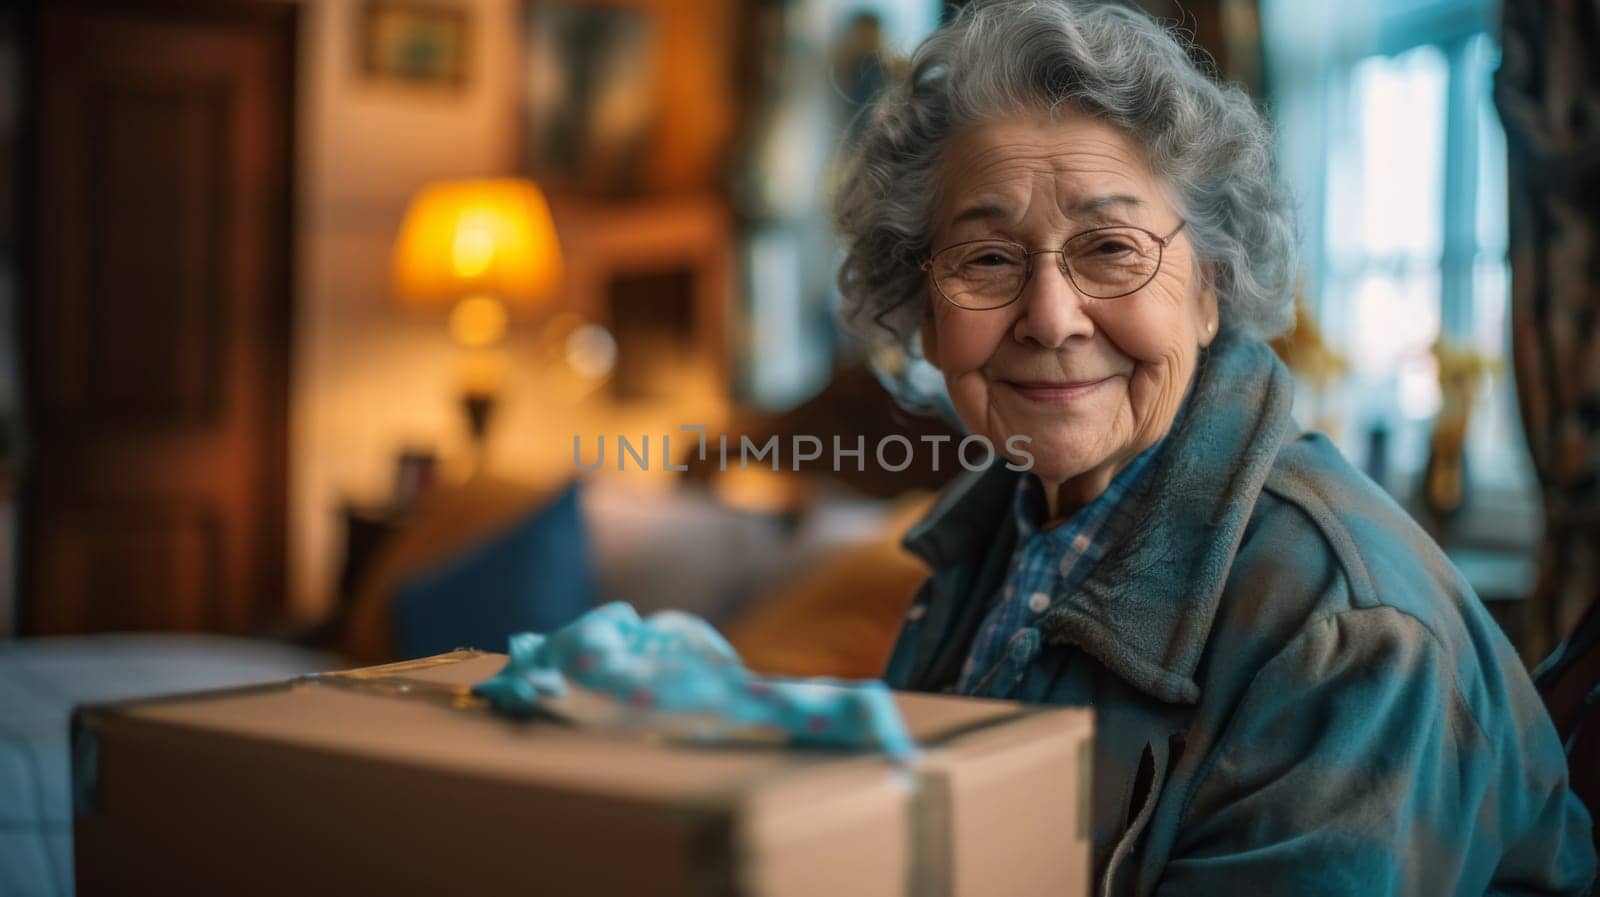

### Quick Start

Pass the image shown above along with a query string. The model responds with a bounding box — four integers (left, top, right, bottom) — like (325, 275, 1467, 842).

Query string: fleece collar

(903, 332, 1295, 705)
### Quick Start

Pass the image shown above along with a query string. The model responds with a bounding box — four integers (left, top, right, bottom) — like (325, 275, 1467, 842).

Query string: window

(1264, 1, 1533, 522)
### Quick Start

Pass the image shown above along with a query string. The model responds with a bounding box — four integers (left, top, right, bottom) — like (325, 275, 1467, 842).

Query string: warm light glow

(457, 348, 507, 397)
(537, 312, 585, 356)
(450, 213, 497, 279)
(449, 295, 509, 348)
(712, 467, 811, 514)
(392, 178, 564, 310)
(565, 323, 617, 380)
(534, 312, 615, 379)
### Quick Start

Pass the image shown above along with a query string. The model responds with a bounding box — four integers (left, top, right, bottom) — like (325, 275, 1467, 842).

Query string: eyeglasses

(920, 220, 1187, 310)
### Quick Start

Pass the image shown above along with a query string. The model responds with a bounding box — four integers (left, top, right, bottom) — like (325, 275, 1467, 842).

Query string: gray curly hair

(834, 0, 1298, 415)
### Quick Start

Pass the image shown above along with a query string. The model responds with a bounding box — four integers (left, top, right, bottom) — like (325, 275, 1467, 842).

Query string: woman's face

(923, 112, 1218, 514)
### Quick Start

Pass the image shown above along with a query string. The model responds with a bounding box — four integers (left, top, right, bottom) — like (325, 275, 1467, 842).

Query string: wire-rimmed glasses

(921, 220, 1187, 310)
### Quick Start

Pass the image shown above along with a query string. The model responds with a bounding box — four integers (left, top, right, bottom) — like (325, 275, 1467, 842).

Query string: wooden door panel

(33, 503, 221, 633)
(36, 77, 231, 424)
(86, 80, 227, 422)
(24, 4, 293, 635)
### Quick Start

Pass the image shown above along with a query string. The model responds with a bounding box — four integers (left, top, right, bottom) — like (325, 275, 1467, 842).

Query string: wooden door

(21, 2, 295, 634)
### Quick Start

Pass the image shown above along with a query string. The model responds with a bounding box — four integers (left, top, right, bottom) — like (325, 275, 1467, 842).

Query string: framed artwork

(359, 1, 470, 89)
(521, 2, 656, 197)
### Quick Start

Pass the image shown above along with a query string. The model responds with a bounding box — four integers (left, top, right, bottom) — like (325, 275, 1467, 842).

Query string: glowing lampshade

(391, 178, 563, 318)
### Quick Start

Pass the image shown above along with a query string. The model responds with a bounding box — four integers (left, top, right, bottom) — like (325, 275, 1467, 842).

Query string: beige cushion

(723, 494, 934, 680)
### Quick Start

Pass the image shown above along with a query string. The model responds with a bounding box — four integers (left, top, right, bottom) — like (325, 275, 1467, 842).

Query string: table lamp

(392, 178, 563, 462)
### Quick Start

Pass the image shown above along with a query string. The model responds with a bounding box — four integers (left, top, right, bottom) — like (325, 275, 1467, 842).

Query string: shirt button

(1027, 592, 1050, 613)
(1072, 533, 1091, 551)
(905, 603, 927, 621)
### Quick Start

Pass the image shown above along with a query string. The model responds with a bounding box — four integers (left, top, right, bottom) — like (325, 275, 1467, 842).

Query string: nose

(1012, 252, 1095, 348)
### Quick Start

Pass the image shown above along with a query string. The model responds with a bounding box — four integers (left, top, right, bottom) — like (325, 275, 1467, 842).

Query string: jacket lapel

(1040, 333, 1295, 705)
(901, 333, 1296, 706)
(902, 461, 1020, 569)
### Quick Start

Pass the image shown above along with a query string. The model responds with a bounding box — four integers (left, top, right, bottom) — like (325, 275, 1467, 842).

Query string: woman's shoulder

(1173, 434, 1595, 897)
(1251, 429, 1471, 626)
(1221, 429, 1529, 732)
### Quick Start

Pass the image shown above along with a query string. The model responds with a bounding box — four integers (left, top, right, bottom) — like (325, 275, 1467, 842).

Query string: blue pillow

(392, 481, 596, 660)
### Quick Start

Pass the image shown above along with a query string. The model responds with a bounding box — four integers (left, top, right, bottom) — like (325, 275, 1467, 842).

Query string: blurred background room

(2, 0, 1598, 892)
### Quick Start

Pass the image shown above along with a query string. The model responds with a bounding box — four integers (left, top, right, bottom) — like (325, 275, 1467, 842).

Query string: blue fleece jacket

(885, 331, 1596, 896)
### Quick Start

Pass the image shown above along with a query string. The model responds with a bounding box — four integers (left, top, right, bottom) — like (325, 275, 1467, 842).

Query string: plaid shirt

(956, 442, 1163, 696)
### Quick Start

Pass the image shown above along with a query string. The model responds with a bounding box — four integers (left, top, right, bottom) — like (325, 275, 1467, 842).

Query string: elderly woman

(834, 2, 1596, 894)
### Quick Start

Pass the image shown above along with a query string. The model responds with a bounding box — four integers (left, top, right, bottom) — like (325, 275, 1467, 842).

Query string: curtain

(1494, 1, 1600, 663)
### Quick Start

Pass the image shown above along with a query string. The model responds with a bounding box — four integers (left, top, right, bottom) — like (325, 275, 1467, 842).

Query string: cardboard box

(73, 651, 1092, 896)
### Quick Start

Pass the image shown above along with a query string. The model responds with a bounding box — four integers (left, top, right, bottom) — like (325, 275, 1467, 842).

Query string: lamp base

(461, 389, 497, 461)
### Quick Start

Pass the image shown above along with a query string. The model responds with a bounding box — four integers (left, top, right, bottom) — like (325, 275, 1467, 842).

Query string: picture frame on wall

(521, 2, 656, 197)
(359, 1, 470, 89)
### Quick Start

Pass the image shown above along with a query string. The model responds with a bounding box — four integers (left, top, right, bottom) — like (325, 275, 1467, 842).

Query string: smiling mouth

(999, 376, 1118, 402)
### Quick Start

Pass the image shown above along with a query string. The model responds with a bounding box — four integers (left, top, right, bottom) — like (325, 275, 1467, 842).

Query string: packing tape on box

(309, 661, 924, 756)
(909, 763, 955, 897)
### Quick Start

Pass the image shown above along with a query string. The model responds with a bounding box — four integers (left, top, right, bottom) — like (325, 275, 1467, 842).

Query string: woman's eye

(974, 253, 1013, 266)
(1089, 240, 1134, 256)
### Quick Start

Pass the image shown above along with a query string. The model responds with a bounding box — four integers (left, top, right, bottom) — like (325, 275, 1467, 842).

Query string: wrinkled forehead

(932, 113, 1170, 237)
